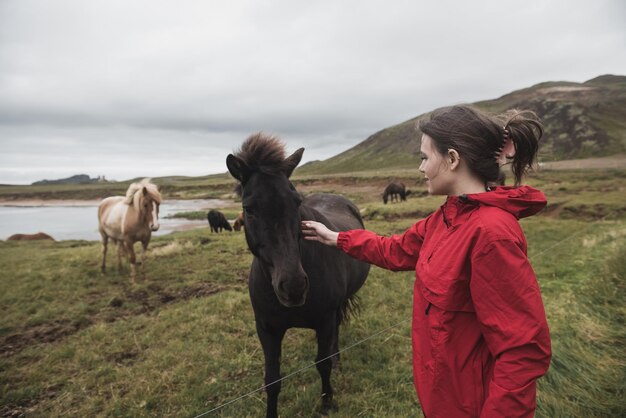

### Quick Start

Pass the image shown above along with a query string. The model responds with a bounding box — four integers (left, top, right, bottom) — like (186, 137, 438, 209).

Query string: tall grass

(1, 170, 625, 417)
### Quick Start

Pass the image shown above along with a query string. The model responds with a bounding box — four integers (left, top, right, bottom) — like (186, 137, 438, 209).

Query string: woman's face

(419, 134, 452, 195)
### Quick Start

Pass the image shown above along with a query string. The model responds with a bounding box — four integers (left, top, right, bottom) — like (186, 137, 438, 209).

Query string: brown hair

(233, 133, 288, 174)
(418, 105, 543, 186)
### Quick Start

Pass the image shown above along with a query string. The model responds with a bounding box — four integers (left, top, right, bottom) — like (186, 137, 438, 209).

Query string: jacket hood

(464, 185, 547, 219)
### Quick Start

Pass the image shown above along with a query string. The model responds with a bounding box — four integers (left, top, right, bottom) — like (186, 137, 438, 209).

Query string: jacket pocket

(418, 261, 475, 313)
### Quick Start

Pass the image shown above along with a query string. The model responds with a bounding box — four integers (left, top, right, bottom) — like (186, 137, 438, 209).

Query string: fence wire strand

(195, 215, 613, 416)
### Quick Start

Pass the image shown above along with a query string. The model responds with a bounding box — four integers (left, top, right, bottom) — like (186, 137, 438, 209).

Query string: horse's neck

(300, 205, 331, 228)
(124, 202, 148, 234)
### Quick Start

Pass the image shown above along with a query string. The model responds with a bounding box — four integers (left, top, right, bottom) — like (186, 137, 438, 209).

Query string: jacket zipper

(425, 302, 432, 316)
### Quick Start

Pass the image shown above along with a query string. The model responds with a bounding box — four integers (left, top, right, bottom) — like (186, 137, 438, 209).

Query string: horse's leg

(140, 240, 148, 277)
(256, 321, 285, 418)
(100, 234, 108, 274)
(332, 313, 342, 370)
(116, 241, 124, 272)
(126, 241, 137, 282)
(316, 319, 338, 415)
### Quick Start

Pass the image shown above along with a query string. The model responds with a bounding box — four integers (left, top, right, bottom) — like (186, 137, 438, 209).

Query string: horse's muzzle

(151, 224, 160, 231)
(274, 271, 309, 308)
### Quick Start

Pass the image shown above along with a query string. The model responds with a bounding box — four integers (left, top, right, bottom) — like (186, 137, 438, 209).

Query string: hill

(32, 174, 108, 186)
(298, 74, 626, 174)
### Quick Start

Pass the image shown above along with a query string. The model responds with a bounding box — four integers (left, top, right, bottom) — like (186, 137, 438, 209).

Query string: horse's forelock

(143, 182, 162, 204)
(124, 179, 161, 208)
(234, 133, 290, 174)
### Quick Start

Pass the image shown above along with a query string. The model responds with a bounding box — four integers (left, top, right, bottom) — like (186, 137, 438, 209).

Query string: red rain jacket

(337, 186, 551, 418)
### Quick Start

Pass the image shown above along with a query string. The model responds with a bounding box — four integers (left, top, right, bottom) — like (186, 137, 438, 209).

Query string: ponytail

(419, 105, 543, 188)
(501, 110, 543, 186)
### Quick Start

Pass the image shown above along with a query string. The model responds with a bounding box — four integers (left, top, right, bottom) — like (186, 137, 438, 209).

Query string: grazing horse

(382, 181, 411, 204)
(233, 211, 245, 231)
(98, 179, 162, 279)
(207, 209, 232, 233)
(7, 232, 55, 241)
(226, 133, 370, 418)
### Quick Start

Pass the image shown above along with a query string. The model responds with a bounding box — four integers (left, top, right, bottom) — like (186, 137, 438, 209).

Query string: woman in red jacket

(302, 105, 551, 418)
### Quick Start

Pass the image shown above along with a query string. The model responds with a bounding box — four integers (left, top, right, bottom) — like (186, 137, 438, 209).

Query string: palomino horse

(227, 133, 370, 417)
(233, 211, 244, 231)
(98, 179, 162, 279)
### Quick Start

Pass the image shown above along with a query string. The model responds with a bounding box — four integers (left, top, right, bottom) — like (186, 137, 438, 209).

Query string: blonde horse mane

(123, 178, 162, 211)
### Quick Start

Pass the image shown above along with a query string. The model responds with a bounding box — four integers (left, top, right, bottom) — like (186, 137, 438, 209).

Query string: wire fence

(195, 215, 614, 416)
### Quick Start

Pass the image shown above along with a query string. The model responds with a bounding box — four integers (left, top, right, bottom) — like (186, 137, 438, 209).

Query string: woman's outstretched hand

(301, 221, 339, 247)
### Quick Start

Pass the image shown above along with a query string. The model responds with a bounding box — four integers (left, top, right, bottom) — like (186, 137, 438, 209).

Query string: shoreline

(0, 199, 102, 207)
(0, 198, 235, 208)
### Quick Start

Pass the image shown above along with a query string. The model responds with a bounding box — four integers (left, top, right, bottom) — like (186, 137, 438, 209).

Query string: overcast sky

(0, 0, 624, 184)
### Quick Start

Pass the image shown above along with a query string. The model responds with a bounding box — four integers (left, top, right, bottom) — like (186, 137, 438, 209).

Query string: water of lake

(0, 199, 231, 241)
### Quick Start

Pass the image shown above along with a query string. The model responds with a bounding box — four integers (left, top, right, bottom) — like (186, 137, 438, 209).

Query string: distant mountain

(299, 74, 626, 174)
(32, 174, 108, 185)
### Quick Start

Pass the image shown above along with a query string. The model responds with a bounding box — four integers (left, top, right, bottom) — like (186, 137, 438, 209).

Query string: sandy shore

(0, 198, 235, 208)
(0, 199, 102, 207)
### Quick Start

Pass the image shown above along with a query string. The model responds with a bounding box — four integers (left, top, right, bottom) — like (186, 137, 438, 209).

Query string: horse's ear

(142, 187, 148, 196)
(226, 154, 250, 183)
(284, 148, 304, 178)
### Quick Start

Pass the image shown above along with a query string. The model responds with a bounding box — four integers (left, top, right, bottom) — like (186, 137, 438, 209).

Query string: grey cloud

(1, 0, 624, 184)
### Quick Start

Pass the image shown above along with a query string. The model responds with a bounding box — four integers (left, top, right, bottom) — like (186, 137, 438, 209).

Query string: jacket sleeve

(471, 239, 551, 418)
(336, 219, 426, 271)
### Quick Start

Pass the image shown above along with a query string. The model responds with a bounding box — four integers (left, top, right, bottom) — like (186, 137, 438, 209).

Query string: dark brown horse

(7, 232, 55, 241)
(207, 209, 232, 233)
(226, 133, 370, 417)
(382, 181, 411, 204)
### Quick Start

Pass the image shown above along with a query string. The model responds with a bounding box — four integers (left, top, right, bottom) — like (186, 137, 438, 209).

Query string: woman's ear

(447, 149, 461, 170)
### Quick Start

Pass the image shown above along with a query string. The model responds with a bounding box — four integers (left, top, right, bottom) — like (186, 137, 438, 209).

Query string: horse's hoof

(318, 397, 337, 416)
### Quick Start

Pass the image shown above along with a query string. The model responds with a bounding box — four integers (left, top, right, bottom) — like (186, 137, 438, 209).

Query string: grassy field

(1, 167, 625, 417)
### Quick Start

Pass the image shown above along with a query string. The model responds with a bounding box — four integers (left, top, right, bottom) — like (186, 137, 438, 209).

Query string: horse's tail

(339, 293, 362, 325)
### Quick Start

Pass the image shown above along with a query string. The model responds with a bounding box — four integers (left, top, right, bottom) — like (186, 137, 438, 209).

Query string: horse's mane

(233, 133, 291, 174)
(124, 178, 162, 210)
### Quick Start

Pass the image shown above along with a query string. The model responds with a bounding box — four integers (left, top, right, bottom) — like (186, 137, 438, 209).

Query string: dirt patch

(0, 319, 92, 357)
(105, 349, 140, 365)
(538, 86, 595, 94)
(178, 282, 223, 299)
(0, 383, 64, 417)
(0, 282, 228, 358)
(294, 177, 424, 203)
(540, 202, 566, 218)
(540, 155, 626, 170)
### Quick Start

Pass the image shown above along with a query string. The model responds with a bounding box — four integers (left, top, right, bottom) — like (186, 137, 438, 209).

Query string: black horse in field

(382, 181, 411, 204)
(226, 133, 370, 417)
(207, 209, 232, 233)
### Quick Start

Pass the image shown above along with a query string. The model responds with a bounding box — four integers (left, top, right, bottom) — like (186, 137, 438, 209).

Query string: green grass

(168, 209, 242, 221)
(1, 169, 625, 417)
